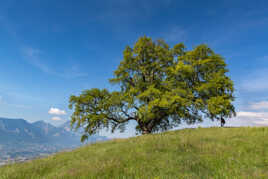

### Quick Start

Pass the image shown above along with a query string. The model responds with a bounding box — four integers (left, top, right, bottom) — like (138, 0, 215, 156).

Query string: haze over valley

(0, 117, 107, 166)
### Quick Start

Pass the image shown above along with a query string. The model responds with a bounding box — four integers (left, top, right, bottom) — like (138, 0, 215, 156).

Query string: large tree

(69, 36, 235, 141)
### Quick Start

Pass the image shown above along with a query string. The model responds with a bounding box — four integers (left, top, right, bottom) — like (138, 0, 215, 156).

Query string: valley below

(0, 142, 79, 166)
(0, 118, 108, 166)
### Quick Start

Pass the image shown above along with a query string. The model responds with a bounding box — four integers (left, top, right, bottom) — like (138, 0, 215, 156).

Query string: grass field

(0, 127, 268, 179)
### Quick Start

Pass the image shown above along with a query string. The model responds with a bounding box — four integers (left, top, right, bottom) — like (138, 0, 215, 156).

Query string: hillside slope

(1, 127, 268, 178)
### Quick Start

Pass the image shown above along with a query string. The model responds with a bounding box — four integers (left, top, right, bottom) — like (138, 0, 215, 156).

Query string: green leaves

(69, 36, 235, 139)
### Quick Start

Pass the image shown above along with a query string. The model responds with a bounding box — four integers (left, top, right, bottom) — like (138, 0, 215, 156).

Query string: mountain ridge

(0, 117, 108, 161)
(0, 117, 107, 144)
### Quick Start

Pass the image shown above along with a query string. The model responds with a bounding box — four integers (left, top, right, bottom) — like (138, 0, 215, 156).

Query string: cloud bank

(249, 101, 268, 110)
(48, 107, 66, 115)
(51, 116, 62, 121)
(229, 101, 268, 126)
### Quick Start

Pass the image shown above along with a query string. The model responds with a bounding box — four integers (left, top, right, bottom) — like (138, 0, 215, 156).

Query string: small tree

(69, 36, 235, 141)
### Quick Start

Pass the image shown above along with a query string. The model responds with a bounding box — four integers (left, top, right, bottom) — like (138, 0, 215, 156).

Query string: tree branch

(107, 116, 134, 124)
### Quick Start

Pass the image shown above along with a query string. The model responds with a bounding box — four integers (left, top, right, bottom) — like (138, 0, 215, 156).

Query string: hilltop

(0, 127, 268, 178)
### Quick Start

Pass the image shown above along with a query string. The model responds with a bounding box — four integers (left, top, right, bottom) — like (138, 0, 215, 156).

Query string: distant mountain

(59, 120, 108, 142)
(0, 118, 45, 143)
(32, 121, 58, 135)
(0, 117, 108, 162)
(0, 117, 108, 145)
(33, 121, 78, 141)
(59, 120, 84, 135)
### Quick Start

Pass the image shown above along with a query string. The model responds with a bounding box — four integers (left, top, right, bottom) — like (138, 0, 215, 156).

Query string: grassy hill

(1, 127, 268, 179)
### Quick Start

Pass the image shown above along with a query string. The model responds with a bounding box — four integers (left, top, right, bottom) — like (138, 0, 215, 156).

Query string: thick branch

(120, 105, 133, 118)
(107, 116, 135, 124)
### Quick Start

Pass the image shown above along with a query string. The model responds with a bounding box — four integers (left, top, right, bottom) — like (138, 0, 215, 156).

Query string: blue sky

(1, 0, 268, 138)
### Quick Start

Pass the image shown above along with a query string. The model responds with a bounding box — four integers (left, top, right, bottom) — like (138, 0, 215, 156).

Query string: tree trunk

(137, 119, 153, 135)
(221, 118, 225, 127)
(141, 125, 152, 134)
(142, 130, 151, 135)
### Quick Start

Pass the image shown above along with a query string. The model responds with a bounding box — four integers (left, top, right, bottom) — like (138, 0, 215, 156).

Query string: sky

(0, 0, 268, 138)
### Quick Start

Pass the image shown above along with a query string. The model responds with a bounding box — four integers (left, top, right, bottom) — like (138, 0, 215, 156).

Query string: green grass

(1, 127, 268, 179)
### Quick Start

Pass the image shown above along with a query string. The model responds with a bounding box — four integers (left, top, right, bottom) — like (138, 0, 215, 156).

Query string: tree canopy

(69, 36, 235, 142)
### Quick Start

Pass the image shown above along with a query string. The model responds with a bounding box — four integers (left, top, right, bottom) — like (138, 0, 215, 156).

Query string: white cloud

(227, 99, 268, 127)
(48, 107, 66, 115)
(51, 116, 62, 121)
(228, 111, 268, 126)
(249, 101, 268, 110)
(236, 111, 266, 118)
